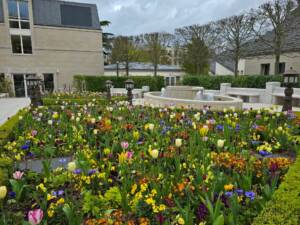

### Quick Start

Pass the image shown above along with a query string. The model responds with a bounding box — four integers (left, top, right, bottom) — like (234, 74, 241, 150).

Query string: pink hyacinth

(121, 141, 129, 150)
(31, 130, 38, 137)
(28, 209, 44, 225)
(13, 171, 24, 180)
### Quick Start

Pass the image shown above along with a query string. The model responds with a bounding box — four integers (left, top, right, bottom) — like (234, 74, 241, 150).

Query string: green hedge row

(74, 75, 165, 92)
(252, 153, 300, 225)
(182, 75, 284, 90)
(0, 110, 26, 185)
(42, 97, 126, 106)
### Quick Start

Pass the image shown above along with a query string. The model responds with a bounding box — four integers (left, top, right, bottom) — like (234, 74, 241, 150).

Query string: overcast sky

(69, 0, 268, 35)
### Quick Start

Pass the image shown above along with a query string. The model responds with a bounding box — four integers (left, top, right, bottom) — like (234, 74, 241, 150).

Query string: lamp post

(105, 80, 113, 101)
(282, 67, 299, 112)
(26, 75, 43, 107)
(116, 61, 119, 77)
(125, 79, 134, 106)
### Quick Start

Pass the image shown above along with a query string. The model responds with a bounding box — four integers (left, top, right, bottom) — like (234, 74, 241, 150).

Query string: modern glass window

(11, 35, 32, 54)
(8, 0, 30, 29)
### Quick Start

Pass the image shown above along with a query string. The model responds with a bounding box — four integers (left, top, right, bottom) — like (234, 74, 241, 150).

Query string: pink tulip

(31, 130, 38, 137)
(28, 209, 43, 225)
(121, 141, 129, 150)
(126, 151, 133, 159)
(13, 171, 24, 180)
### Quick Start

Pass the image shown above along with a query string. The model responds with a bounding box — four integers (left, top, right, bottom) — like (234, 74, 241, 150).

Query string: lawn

(0, 98, 299, 225)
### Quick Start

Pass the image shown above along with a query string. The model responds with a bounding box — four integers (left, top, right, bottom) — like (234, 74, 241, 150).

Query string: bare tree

(253, 0, 298, 74)
(217, 14, 255, 76)
(141, 32, 174, 76)
(111, 36, 140, 76)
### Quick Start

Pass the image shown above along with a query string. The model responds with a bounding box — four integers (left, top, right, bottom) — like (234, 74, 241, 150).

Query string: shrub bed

(182, 75, 284, 90)
(74, 75, 165, 92)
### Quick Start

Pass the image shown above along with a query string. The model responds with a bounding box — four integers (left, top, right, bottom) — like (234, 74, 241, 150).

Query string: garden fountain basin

(144, 86, 243, 110)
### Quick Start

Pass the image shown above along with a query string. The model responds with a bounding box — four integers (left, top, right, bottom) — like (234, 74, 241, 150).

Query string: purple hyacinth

(88, 169, 97, 176)
(196, 203, 208, 221)
(235, 189, 244, 196)
(225, 191, 233, 197)
(259, 150, 272, 157)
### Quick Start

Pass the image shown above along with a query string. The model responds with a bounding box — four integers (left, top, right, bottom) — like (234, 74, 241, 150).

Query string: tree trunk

(275, 53, 280, 75)
(154, 64, 157, 77)
(234, 58, 239, 77)
(126, 61, 129, 76)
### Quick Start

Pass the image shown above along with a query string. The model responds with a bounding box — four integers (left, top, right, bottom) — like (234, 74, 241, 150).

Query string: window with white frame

(8, 0, 30, 29)
(11, 34, 32, 54)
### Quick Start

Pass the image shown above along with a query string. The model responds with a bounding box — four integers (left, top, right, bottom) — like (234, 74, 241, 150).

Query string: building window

(11, 35, 32, 54)
(43, 74, 54, 92)
(261, 64, 270, 75)
(279, 63, 286, 74)
(8, 0, 30, 29)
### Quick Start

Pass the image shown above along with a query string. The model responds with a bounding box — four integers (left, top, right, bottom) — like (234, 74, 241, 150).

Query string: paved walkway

(134, 99, 300, 112)
(0, 98, 30, 125)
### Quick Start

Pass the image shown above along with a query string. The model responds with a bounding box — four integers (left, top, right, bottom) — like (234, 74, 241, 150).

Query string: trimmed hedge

(0, 110, 25, 185)
(74, 75, 165, 92)
(0, 109, 26, 144)
(42, 96, 126, 106)
(252, 154, 300, 225)
(182, 75, 284, 90)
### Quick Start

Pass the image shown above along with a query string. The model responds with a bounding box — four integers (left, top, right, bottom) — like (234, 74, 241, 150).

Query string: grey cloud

(67, 0, 268, 35)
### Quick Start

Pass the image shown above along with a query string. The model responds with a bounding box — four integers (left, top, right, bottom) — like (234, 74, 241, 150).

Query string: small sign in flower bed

(0, 101, 299, 225)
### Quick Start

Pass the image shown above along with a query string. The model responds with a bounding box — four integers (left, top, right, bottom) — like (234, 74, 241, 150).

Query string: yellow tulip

(0, 186, 7, 199)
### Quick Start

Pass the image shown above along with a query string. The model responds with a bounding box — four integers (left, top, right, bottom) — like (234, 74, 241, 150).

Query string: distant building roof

(244, 7, 300, 57)
(32, 0, 100, 30)
(210, 53, 235, 74)
(104, 62, 183, 72)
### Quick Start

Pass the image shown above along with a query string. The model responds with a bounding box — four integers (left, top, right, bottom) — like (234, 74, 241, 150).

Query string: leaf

(213, 214, 224, 225)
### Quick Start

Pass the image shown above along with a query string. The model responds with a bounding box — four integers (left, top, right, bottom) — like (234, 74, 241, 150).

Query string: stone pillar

(265, 82, 281, 104)
(220, 83, 231, 95)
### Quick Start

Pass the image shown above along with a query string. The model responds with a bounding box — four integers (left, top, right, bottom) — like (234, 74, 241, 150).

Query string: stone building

(0, 0, 104, 97)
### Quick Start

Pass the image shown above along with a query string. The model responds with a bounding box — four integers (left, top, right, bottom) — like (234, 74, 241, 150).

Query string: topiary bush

(74, 75, 165, 92)
(182, 75, 284, 90)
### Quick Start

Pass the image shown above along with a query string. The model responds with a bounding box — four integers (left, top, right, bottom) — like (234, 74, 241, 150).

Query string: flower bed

(0, 101, 299, 225)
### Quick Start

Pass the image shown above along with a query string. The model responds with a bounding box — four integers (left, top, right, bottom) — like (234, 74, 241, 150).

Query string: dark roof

(244, 8, 300, 57)
(32, 0, 100, 30)
(105, 62, 183, 72)
(210, 53, 235, 73)
(0, 0, 4, 23)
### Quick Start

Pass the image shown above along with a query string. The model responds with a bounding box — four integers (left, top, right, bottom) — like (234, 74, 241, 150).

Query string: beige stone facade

(0, 0, 103, 96)
(243, 52, 300, 75)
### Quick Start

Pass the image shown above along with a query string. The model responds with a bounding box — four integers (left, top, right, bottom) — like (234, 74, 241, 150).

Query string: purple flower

(59, 158, 67, 163)
(88, 169, 97, 176)
(52, 190, 64, 197)
(245, 191, 255, 201)
(9, 191, 16, 198)
(235, 189, 244, 195)
(259, 150, 272, 157)
(216, 125, 224, 131)
(196, 203, 208, 221)
(225, 191, 233, 197)
(21, 145, 30, 150)
(73, 169, 82, 175)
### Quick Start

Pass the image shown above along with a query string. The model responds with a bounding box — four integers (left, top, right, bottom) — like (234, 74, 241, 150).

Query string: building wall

(0, 0, 103, 93)
(243, 52, 300, 75)
(214, 63, 234, 76)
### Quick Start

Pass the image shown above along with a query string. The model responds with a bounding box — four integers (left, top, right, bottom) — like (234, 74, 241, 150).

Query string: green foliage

(74, 75, 165, 92)
(104, 186, 122, 206)
(182, 75, 284, 89)
(182, 38, 210, 75)
(252, 156, 300, 225)
(0, 110, 26, 143)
